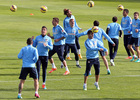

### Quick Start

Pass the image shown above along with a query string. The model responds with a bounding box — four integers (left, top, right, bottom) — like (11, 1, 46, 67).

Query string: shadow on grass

(55, 99, 140, 100)
(0, 73, 19, 76)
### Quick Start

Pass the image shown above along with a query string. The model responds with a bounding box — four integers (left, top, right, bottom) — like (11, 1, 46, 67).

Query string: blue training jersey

(77, 27, 114, 46)
(85, 38, 107, 59)
(18, 45, 38, 68)
(65, 26, 79, 44)
(130, 18, 140, 38)
(63, 15, 81, 30)
(121, 16, 132, 35)
(53, 24, 67, 45)
(33, 35, 53, 56)
(107, 22, 122, 39)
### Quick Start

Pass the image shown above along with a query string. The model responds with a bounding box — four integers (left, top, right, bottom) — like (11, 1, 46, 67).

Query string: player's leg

(62, 44, 69, 68)
(108, 41, 115, 66)
(41, 56, 48, 89)
(100, 51, 110, 74)
(34, 79, 40, 98)
(112, 39, 119, 60)
(124, 35, 132, 59)
(67, 49, 72, 60)
(75, 36, 82, 59)
(18, 80, 25, 99)
(134, 38, 140, 62)
(83, 59, 92, 90)
(36, 57, 41, 81)
(71, 44, 81, 68)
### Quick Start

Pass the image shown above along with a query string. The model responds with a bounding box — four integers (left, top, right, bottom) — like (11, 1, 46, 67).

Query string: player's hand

(105, 51, 108, 56)
(119, 35, 122, 38)
(128, 31, 130, 33)
(43, 43, 47, 47)
(47, 33, 50, 37)
(54, 39, 59, 42)
(100, 48, 103, 51)
(32, 36, 34, 39)
(79, 29, 82, 31)
(135, 29, 139, 33)
(104, 37, 106, 40)
(112, 43, 115, 46)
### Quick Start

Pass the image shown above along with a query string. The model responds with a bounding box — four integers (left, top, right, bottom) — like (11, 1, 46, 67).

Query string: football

(40, 6, 48, 13)
(87, 1, 94, 7)
(10, 5, 17, 12)
(117, 4, 124, 11)
(91, 26, 99, 33)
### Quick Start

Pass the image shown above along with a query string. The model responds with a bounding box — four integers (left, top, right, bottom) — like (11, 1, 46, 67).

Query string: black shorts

(19, 67, 38, 80)
(129, 37, 139, 47)
(84, 58, 100, 76)
(64, 44, 77, 53)
(99, 51, 105, 56)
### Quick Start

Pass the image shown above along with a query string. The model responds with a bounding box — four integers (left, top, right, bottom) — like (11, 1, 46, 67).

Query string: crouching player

(17, 38, 40, 99)
(83, 30, 108, 91)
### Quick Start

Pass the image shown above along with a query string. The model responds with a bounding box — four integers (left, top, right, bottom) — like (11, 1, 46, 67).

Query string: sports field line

(0, 75, 140, 83)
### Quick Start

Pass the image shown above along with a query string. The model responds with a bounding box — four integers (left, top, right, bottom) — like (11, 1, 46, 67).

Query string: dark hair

(123, 9, 129, 14)
(53, 17, 59, 23)
(87, 30, 93, 35)
(64, 9, 69, 15)
(27, 38, 33, 45)
(42, 26, 47, 30)
(93, 20, 99, 26)
(134, 12, 139, 16)
(112, 16, 118, 22)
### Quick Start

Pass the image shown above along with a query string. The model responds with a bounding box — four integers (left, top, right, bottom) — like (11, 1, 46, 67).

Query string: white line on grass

(0, 75, 140, 83)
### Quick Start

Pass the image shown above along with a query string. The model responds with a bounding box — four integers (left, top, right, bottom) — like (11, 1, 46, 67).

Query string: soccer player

(77, 20, 115, 74)
(17, 38, 40, 99)
(32, 26, 53, 89)
(47, 17, 70, 75)
(63, 8, 82, 59)
(83, 30, 108, 91)
(106, 16, 122, 66)
(128, 12, 140, 62)
(63, 19, 81, 68)
(121, 9, 134, 59)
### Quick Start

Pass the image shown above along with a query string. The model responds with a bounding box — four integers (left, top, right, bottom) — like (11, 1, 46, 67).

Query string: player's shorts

(84, 58, 100, 76)
(64, 43, 77, 53)
(129, 37, 139, 47)
(99, 51, 105, 56)
(19, 67, 38, 80)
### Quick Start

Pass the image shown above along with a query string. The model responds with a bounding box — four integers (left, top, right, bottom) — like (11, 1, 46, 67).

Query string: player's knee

(59, 56, 64, 62)
(95, 69, 100, 75)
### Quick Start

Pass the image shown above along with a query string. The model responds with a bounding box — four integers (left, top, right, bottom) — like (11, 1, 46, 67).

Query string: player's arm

(128, 23, 132, 33)
(47, 33, 54, 39)
(119, 25, 123, 37)
(76, 28, 91, 37)
(18, 48, 23, 59)
(55, 27, 67, 42)
(85, 40, 101, 51)
(106, 25, 110, 35)
(123, 17, 132, 31)
(97, 40, 108, 55)
(43, 38, 53, 50)
(33, 49, 38, 63)
(32, 36, 38, 47)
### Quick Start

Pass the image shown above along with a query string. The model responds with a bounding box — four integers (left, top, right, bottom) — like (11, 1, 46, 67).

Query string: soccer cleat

(67, 56, 72, 60)
(76, 65, 81, 68)
(125, 56, 132, 59)
(35, 93, 40, 98)
(63, 71, 70, 75)
(49, 68, 57, 73)
(83, 85, 87, 91)
(17, 95, 22, 99)
(42, 84, 47, 89)
(130, 57, 135, 62)
(107, 70, 111, 75)
(89, 73, 91, 75)
(78, 54, 82, 59)
(110, 60, 115, 66)
(60, 65, 63, 68)
(135, 59, 140, 62)
(94, 82, 100, 90)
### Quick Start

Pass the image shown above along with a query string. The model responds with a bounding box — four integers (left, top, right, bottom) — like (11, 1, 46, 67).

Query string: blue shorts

(84, 58, 100, 76)
(99, 51, 105, 56)
(48, 45, 64, 62)
(19, 67, 38, 80)
(64, 44, 77, 53)
(129, 37, 139, 47)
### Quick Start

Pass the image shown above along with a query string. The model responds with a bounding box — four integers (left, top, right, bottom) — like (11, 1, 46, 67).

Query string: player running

(17, 38, 40, 99)
(47, 17, 70, 75)
(83, 30, 108, 91)
(106, 16, 122, 66)
(63, 8, 82, 60)
(77, 20, 115, 74)
(128, 12, 140, 62)
(32, 26, 53, 89)
(62, 19, 81, 68)
(121, 9, 134, 59)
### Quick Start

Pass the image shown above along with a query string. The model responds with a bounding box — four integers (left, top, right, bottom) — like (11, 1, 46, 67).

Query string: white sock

(43, 82, 45, 85)
(133, 55, 136, 58)
(110, 59, 113, 62)
(65, 66, 69, 71)
(35, 91, 38, 94)
(107, 68, 110, 71)
(77, 49, 81, 54)
(67, 53, 70, 57)
(84, 83, 87, 86)
(76, 61, 79, 65)
(52, 63, 56, 68)
(18, 93, 21, 96)
(95, 82, 98, 85)
(61, 62, 63, 66)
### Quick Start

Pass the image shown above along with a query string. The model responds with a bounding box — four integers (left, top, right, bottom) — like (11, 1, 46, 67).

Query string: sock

(76, 61, 79, 65)
(95, 82, 98, 85)
(18, 93, 21, 96)
(78, 49, 81, 54)
(43, 82, 45, 85)
(107, 68, 110, 71)
(133, 55, 136, 58)
(35, 91, 38, 94)
(110, 59, 113, 62)
(84, 83, 87, 86)
(65, 66, 69, 71)
(52, 63, 56, 68)
(67, 53, 70, 57)
(61, 62, 63, 66)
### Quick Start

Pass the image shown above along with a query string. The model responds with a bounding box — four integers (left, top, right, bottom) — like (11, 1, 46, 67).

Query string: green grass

(0, 0, 140, 99)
